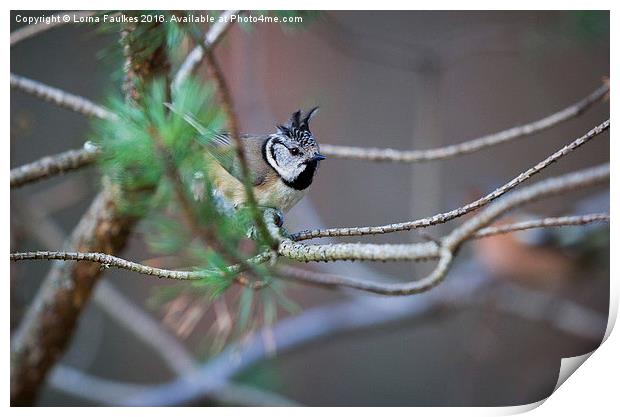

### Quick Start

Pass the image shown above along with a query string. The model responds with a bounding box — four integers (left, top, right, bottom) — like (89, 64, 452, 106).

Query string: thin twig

(203, 50, 240, 141)
(270, 165, 609, 294)
(11, 169, 609, 289)
(10, 144, 101, 188)
(10, 73, 115, 120)
(292, 119, 610, 241)
(10, 11, 96, 46)
(9, 81, 608, 189)
(10, 12, 233, 186)
(172, 10, 239, 89)
(442, 165, 609, 250)
(321, 83, 609, 162)
(10, 250, 272, 281)
(473, 213, 609, 239)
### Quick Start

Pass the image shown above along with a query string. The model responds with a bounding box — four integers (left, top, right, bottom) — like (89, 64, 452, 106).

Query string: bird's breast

(209, 164, 305, 213)
(255, 178, 306, 213)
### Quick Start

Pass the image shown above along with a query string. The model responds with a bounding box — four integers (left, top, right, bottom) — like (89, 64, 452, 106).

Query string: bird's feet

(245, 207, 285, 240)
(269, 208, 285, 228)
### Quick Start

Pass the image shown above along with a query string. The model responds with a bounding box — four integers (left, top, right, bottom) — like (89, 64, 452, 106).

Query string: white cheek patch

(266, 142, 304, 183)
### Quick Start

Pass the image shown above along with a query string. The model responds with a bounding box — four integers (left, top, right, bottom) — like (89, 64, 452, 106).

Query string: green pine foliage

(92, 76, 289, 349)
(90, 12, 316, 353)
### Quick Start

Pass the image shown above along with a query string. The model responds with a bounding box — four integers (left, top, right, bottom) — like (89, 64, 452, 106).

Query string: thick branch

(10, 144, 101, 188)
(275, 237, 441, 263)
(292, 119, 610, 241)
(321, 83, 609, 162)
(10, 73, 115, 120)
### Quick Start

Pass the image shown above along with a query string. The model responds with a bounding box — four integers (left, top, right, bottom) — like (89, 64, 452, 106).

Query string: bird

(167, 104, 326, 225)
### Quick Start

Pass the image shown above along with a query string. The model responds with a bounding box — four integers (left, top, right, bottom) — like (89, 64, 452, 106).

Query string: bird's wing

(204, 133, 271, 186)
(164, 103, 269, 186)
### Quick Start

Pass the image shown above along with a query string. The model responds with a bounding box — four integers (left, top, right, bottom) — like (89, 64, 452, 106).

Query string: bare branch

(49, 365, 301, 406)
(10, 11, 96, 46)
(124, 272, 605, 406)
(321, 83, 609, 162)
(203, 50, 240, 141)
(10, 250, 272, 281)
(274, 213, 610, 290)
(275, 237, 441, 263)
(442, 164, 609, 250)
(10, 73, 115, 120)
(270, 164, 608, 294)
(473, 213, 609, 239)
(172, 10, 239, 89)
(10, 79, 608, 191)
(10, 144, 101, 188)
(12, 165, 608, 295)
(292, 119, 610, 241)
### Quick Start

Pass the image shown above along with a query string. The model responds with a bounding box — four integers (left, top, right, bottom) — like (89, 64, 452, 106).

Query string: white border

(4, 1, 616, 414)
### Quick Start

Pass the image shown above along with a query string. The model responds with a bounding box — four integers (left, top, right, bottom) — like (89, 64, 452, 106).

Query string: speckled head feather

(277, 107, 319, 147)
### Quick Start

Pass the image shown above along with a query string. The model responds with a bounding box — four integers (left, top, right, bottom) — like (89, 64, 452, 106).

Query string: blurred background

(11, 10, 609, 406)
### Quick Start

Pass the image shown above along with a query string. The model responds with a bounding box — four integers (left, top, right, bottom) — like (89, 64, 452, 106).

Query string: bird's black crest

(277, 107, 319, 142)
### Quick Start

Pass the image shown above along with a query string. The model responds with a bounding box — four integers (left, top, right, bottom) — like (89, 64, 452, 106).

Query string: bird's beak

(311, 153, 326, 162)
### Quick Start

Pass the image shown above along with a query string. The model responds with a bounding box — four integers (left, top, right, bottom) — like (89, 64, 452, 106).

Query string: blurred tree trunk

(10, 23, 169, 406)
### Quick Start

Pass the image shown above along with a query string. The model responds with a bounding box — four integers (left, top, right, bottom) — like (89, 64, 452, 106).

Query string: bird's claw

(271, 209, 284, 227)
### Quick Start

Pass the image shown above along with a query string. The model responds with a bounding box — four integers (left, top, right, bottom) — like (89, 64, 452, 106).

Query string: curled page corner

(553, 352, 595, 393)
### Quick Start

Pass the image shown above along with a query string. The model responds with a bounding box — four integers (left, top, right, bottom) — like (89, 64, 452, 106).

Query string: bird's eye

(290, 148, 301, 156)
